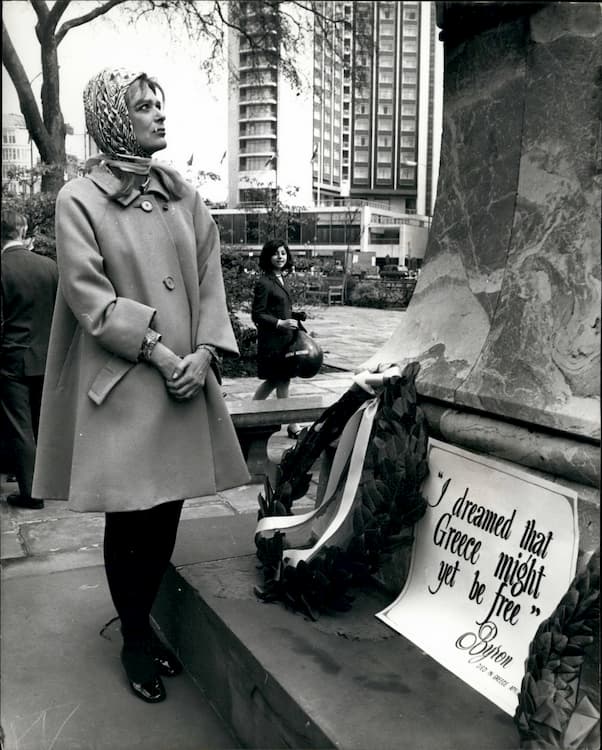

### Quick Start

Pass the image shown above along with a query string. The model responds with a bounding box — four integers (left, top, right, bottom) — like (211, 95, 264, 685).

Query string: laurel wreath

(254, 362, 429, 620)
(514, 548, 600, 749)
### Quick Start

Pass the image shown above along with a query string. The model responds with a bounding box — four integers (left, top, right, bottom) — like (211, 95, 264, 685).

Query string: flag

(219, 150, 227, 165)
(311, 144, 318, 162)
(264, 154, 277, 168)
(187, 153, 194, 166)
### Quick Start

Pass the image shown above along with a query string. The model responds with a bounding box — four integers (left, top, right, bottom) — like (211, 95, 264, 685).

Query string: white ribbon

(255, 396, 380, 568)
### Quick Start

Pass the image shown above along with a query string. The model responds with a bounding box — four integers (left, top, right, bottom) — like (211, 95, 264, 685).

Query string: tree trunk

(39, 24, 66, 193)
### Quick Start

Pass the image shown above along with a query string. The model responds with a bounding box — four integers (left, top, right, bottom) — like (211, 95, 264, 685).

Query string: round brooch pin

(140, 200, 153, 212)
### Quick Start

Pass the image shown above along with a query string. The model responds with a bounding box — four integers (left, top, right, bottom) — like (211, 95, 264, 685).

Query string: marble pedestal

(365, 2, 600, 564)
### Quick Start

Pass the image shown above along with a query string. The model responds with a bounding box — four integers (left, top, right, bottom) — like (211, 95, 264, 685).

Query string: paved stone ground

(236, 303, 402, 373)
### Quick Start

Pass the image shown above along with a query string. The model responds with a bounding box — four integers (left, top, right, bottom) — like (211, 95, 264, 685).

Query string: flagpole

(317, 143, 321, 207)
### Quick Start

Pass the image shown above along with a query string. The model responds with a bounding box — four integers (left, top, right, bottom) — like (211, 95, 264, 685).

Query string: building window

(354, 166, 369, 179)
(377, 103, 390, 115)
(400, 135, 415, 148)
(399, 167, 415, 180)
(401, 103, 416, 116)
(377, 167, 392, 179)
(377, 135, 390, 147)
(378, 70, 393, 84)
(354, 148, 369, 163)
(241, 156, 274, 171)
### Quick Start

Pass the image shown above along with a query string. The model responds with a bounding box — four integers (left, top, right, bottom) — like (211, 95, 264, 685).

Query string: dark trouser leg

(103, 500, 184, 644)
(0, 375, 36, 498)
(27, 376, 44, 440)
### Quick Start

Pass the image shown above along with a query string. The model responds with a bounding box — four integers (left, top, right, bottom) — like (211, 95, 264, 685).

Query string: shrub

(2, 191, 58, 258)
(348, 280, 415, 309)
(223, 311, 257, 378)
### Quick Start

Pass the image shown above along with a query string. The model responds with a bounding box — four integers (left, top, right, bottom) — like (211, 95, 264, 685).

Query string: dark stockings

(103, 500, 184, 647)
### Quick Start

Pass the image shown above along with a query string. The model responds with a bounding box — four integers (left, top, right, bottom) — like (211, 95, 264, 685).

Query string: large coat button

(163, 276, 176, 290)
(140, 200, 153, 212)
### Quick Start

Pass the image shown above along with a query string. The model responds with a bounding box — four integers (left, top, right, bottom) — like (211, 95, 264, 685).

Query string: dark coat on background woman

(32, 165, 250, 512)
(252, 272, 304, 381)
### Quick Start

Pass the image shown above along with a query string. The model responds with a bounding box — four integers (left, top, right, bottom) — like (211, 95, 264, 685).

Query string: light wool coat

(33, 165, 250, 512)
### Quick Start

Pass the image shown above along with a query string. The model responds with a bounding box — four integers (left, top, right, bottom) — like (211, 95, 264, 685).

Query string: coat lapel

(269, 272, 292, 303)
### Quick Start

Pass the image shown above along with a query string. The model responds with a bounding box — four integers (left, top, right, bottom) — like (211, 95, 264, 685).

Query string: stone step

(152, 514, 518, 750)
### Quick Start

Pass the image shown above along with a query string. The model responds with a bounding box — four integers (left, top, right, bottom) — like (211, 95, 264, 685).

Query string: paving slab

(1, 565, 240, 750)
(171, 513, 258, 569)
(20, 514, 105, 556)
(1, 548, 105, 580)
(1, 530, 25, 560)
(181, 502, 235, 521)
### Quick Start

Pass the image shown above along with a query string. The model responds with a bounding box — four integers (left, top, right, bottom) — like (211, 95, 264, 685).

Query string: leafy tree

(2, 0, 359, 192)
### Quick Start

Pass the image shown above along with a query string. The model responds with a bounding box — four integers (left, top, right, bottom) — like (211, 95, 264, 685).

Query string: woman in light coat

(32, 68, 249, 704)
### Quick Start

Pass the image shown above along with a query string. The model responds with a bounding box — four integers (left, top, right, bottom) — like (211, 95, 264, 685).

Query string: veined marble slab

(365, 4, 601, 441)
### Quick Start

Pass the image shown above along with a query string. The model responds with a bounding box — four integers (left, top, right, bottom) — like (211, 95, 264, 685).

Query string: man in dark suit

(1, 209, 58, 509)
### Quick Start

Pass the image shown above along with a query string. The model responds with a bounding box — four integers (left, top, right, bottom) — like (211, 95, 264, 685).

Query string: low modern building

(211, 199, 430, 270)
(2, 113, 40, 194)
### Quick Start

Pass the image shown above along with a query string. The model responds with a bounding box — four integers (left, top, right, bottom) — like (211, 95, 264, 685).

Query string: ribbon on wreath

(254, 365, 403, 568)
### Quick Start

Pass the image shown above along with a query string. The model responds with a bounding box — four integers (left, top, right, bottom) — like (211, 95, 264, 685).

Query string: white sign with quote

(377, 439, 579, 715)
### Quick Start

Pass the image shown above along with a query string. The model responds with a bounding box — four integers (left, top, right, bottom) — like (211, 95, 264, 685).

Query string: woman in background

(251, 239, 307, 438)
(33, 67, 249, 704)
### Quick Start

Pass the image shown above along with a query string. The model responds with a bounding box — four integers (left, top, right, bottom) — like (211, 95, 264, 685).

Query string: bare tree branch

(56, 0, 128, 44)
(30, 0, 50, 24)
(47, 0, 70, 32)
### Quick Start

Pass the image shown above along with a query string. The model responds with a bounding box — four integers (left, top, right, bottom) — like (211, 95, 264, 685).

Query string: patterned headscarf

(84, 67, 160, 161)
(83, 67, 186, 199)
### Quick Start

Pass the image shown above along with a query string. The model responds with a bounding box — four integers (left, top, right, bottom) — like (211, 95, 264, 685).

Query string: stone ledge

(153, 515, 519, 750)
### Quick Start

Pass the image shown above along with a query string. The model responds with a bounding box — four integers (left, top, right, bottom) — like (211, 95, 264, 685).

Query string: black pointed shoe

(121, 642, 166, 703)
(148, 630, 183, 677)
(128, 676, 166, 704)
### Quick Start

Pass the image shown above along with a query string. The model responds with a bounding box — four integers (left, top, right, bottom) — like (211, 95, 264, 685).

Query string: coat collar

(1, 241, 28, 255)
(85, 165, 170, 206)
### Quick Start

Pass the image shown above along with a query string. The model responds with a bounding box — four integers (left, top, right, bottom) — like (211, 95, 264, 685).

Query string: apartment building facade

(227, 1, 442, 215)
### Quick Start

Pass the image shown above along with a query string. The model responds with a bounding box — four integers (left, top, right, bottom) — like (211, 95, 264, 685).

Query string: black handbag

(282, 322, 323, 379)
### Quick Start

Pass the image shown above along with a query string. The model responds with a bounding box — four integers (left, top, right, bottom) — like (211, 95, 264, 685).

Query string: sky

(2, 1, 233, 200)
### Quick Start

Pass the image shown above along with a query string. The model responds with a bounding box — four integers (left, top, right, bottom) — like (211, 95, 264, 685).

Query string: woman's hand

(148, 342, 182, 381)
(166, 348, 212, 401)
(277, 319, 299, 330)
